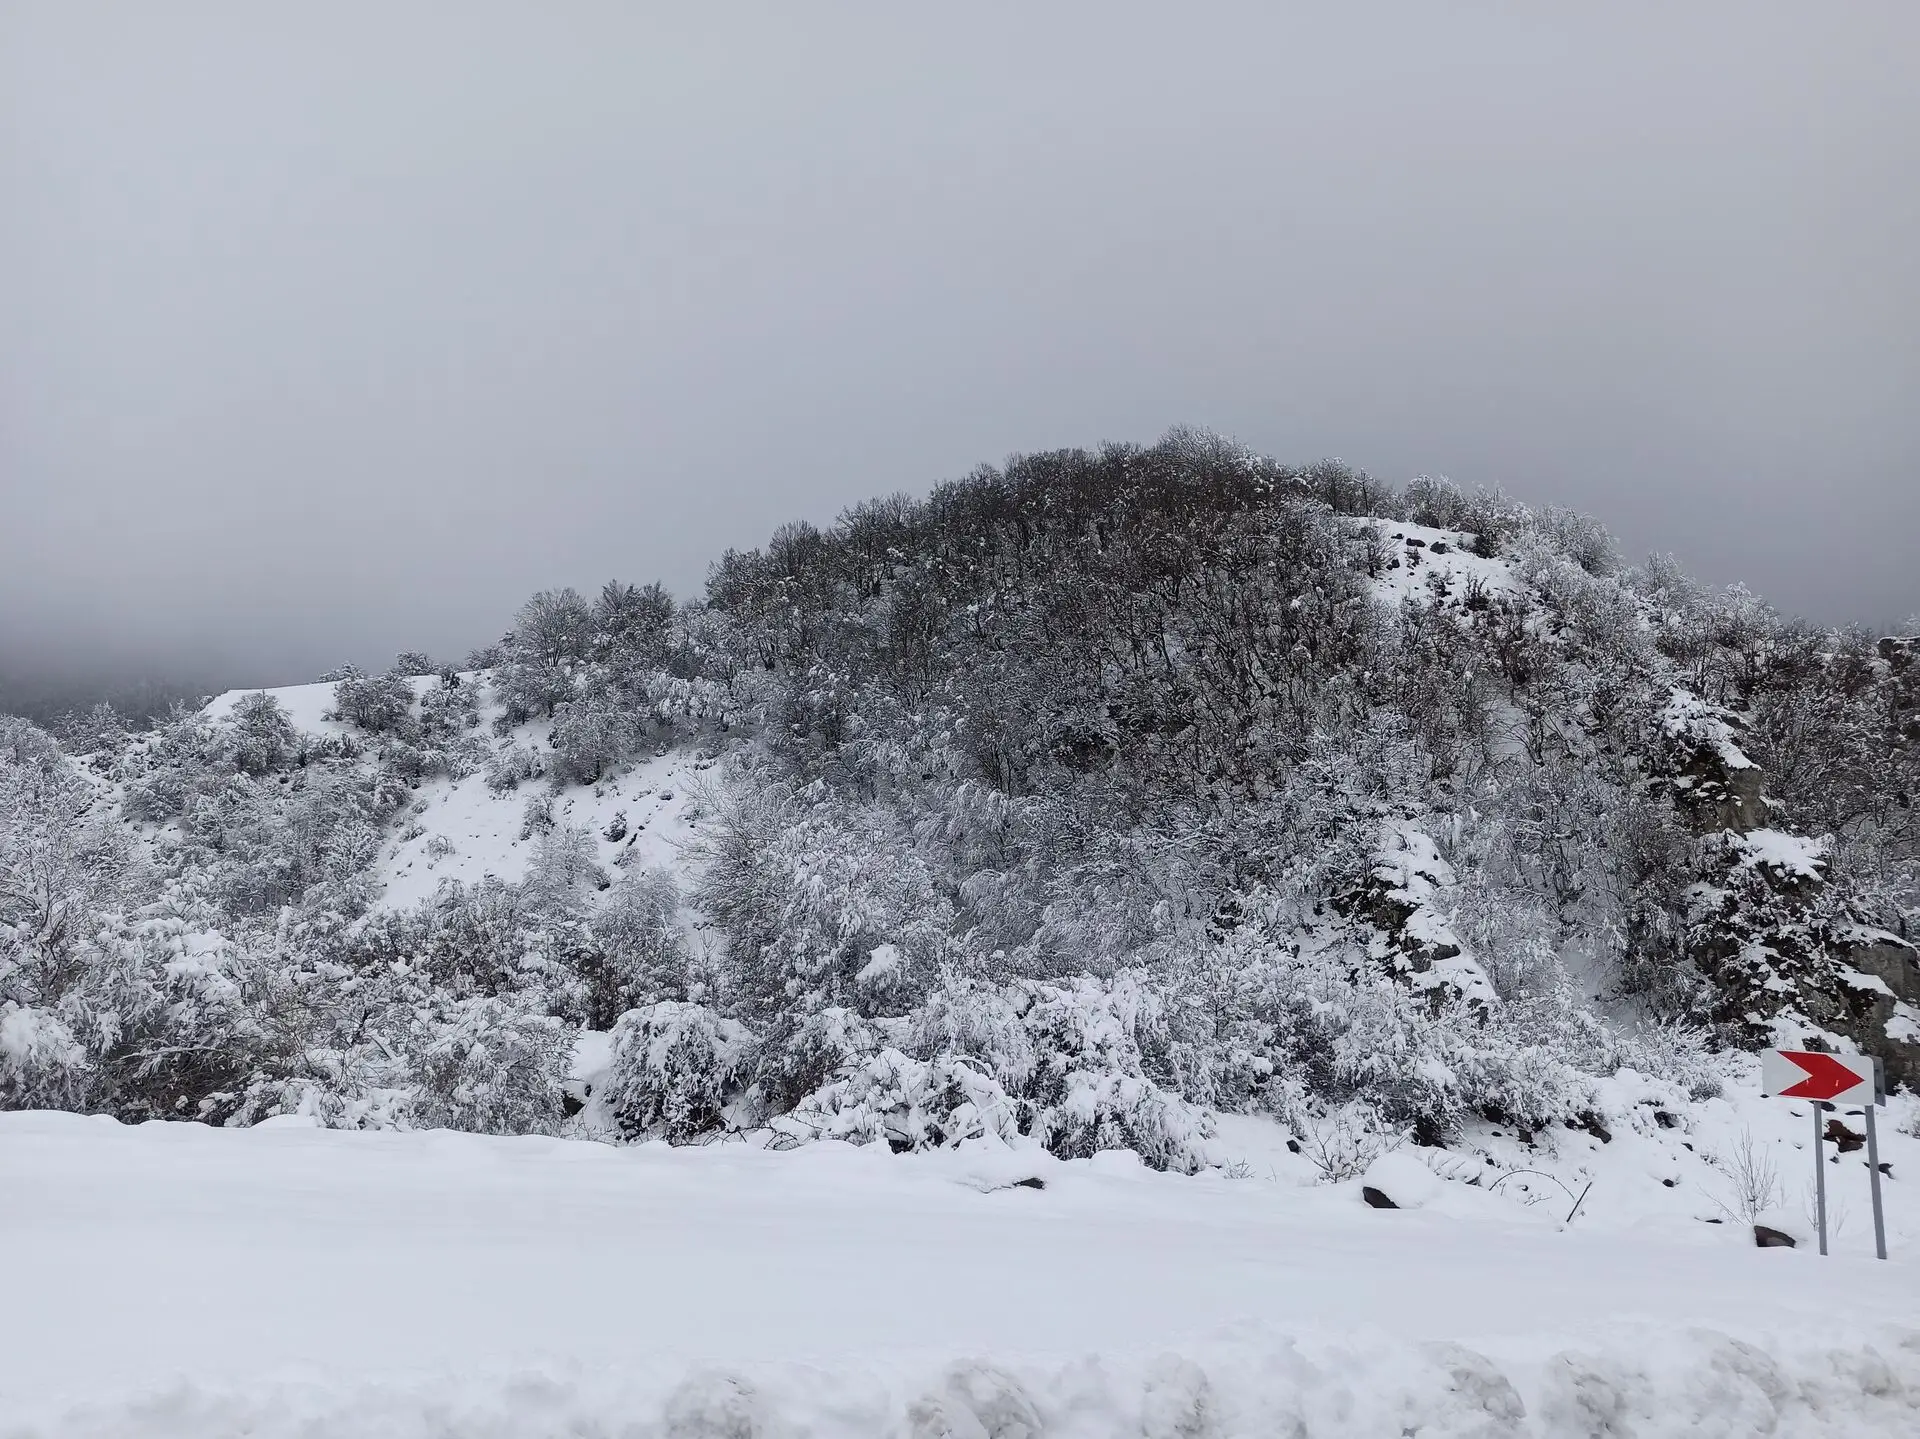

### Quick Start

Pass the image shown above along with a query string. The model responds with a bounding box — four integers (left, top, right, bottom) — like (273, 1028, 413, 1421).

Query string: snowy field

(3, 1105, 1917, 1437)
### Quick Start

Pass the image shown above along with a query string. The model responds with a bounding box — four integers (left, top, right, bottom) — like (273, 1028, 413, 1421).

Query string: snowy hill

(8, 435, 1920, 1430)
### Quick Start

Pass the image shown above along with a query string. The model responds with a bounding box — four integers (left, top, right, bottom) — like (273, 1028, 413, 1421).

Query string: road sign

(1760, 1049, 1878, 1105)
(1760, 1048, 1888, 1261)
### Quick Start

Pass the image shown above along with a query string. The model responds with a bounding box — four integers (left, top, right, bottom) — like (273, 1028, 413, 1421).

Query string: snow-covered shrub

(0, 1003, 90, 1109)
(492, 589, 594, 723)
(599, 1001, 757, 1142)
(1527, 504, 1619, 576)
(224, 691, 296, 775)
(220, 1074, 415, 1130)
(519, 792, 555, 840)
(786, 1048, 1023, 1151)
(755, 1005, 883, 1114)
(1, 717, 133, 964)
(376, 739, 441, 785)
(55, 701, 130, 757)
(908, 976, 1037, 1088)
(352, 880, 531, 1001)
(76, 914, 272, 1119)
(418, 673, 479, 739)
(329, 667, 415, 734)
(523, 824, 604, 920)
(408, 997, 571, 1135)
(485, 743, 544, 794)
(823, 972, 1221, 1172)
(577, 869, 689, 1027)
(1031, 1069, 1214, 1173)
(549, 697, 632, 785)
(1293, 1101, 1401, 1182)
(1165, 919, 1599, 1145)
(696, 770, 954, 1022)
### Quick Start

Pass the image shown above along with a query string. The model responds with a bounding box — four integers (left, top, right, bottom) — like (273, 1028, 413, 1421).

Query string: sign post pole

(1864, 1101, 1887, 1261)
(1812, 1101, 1828, 1256)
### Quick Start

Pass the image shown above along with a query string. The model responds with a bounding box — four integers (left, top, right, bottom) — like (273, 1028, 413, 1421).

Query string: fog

(3, 2, 1916, 706)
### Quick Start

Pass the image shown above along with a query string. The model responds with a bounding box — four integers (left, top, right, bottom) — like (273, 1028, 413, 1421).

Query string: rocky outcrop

(1661, 687, 1920, 1087)
(1830, 927, 1920, 1089)
(1657, 690, 1769, 835)
(1334, 821, 1496, 1014)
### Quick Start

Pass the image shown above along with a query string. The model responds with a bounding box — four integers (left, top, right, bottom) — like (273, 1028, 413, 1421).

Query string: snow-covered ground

(3, 1095, 1917, 1437)
(378, 743, 708, 910)
(201, 676, 714, 911)
(1366, 519, 1517, 606)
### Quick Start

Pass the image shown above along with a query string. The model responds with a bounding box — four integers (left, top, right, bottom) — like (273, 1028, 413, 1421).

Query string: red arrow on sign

(1774, 1050, 1870, 1101)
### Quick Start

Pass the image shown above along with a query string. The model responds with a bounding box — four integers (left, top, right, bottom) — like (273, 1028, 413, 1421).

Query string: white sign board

(1760, 1048, 1878, 1106)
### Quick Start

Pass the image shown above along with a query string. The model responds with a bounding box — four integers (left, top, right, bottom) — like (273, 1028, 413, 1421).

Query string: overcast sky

(3, 3, 1916, 699)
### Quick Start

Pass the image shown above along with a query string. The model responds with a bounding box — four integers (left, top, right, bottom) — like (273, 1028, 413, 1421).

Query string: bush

(226, 692, 296, 775)
(578, 869, 688, 1027)
(1031, 1069, 1214, 1173)
(485, 744, 544, 794)
(330, 668, 415, 734)
(0, 1004, 90, 1110)
(767, 973, 1219, 1172)
(755, 1006, 883, 1114)
(549, 697, 632, 785)
(598, 1001, 757, 1142)
(786, 1048, 1023, 1151)
(408, 997, 572, 1135)
(418, 674, 479, 739)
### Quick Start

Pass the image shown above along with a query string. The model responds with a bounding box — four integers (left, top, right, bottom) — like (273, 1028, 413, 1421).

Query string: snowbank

(3, 1110, 1918, 1434)
(14, 1324, 1919, 1438)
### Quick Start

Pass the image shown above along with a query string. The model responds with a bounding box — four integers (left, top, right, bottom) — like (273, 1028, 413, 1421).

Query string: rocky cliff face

(1661, 685, 1920, 1086)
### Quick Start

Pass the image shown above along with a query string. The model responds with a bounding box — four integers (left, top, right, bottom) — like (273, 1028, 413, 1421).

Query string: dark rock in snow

(1569, 1112, 1612, 1143)
(1753, 1225, 1797, 1248)
(1361, 1186, 1398, 1209)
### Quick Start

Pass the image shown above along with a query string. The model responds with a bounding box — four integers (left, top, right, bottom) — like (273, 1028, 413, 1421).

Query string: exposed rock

(1824, 1118, 1865, 1154)
(1658, 689, 1769, 835)
(1360, 1149, 1444, 1210)
(1334, 821, 1496, 1014)
(1827, 929, 1920, 1090)
(1844, 930, 1920, 1005)
(1679, 819, 1920, 1085)
(1753, 1225, 1796, 1249)
(1566, 1112, 1612, 1144)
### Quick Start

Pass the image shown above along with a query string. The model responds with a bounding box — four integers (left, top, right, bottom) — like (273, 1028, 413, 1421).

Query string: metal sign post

(1812, 1101, 1828, 1255)
(1864, 1058, 1888, 1262)
(1760, 1048, 1884, 1259)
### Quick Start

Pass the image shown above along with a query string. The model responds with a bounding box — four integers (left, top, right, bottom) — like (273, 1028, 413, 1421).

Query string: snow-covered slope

(378, 745, 708, 910)
(202, 676, 437, 737)
(1, 1105, 1915, 1437)
(1366, 518, 1518, 605)
(199, 676, 714, 911)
